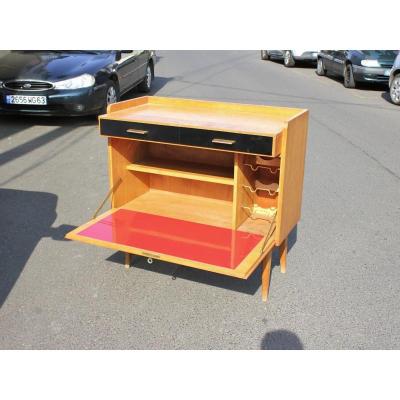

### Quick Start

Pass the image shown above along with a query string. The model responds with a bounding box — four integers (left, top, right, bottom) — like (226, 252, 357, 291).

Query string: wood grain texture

(279, 238, 287, 273)
(101, 96, 306, 138)
(126, 157, 234, 186)
(124, 252, 131, 269)
(232, 153, 254, 229)
(148, 141, 233, 168)
(108, 138, 149, 208)
(276, 111, 309, 244)
(66, 207, 276, 280)
(69, 97, 309, 299)
(261, 251, 272, 301)
(122, 189, 233, 228)
(149, 175, 233, 201)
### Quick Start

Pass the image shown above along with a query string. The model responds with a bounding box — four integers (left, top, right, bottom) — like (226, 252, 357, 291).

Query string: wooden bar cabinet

(66, 96, 308, 301)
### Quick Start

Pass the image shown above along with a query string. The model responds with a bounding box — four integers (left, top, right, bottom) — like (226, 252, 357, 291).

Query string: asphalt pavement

(1, 50, 399, 349)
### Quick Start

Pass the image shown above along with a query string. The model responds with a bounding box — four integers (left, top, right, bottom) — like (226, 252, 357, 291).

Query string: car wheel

(316, 57, 326, 76)
(389, 74, 400, 105)
(261, 50, 269, 60)
(283, 51, 295, 67)
(100, 80, 119, 114)
(138, 64, 153, 92)
(343, 63, 356, 88)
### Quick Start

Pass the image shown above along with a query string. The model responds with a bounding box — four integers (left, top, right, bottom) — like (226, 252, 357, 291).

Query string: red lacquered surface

(77, 209, 263, 269)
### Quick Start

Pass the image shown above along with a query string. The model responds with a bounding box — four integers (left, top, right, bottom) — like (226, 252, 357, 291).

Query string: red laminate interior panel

(77, 209, 263, 269)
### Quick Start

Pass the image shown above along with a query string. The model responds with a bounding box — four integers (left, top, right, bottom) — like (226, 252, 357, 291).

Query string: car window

(361, 50, 398, 58)
(120, 50, 143, 60)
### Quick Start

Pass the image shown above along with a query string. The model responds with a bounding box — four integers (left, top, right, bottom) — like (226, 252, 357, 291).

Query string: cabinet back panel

(149, 175, 233, 201)
(147, 142, 234, 168)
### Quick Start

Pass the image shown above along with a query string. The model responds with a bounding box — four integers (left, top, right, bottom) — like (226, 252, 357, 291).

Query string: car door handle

(126, 128, 148, 135)
(212, 138, 236, 145)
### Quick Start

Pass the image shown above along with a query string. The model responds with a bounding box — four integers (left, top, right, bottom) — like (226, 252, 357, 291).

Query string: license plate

(5, 95, 47, 105)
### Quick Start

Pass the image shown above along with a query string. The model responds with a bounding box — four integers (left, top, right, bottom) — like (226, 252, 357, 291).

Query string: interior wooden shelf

(126, 158, 234, 185)
(122, 189, 233, 228)
(119, 189, 274, 237)
(238, 217, 274, 236)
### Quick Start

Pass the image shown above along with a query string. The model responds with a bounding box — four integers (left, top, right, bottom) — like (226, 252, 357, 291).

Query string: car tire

(138, 64, 153, 93)
(316, 57, 326, 76)
(283, 51, 295, 67)
(261, 50, 270, 60)
(389, 74, 400, 105)
(343, 63, 356, 88)
(100, 80, 119, 114)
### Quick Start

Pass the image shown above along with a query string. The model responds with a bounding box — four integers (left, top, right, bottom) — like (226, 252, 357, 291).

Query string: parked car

(261, 50, 318, 67)
(0, 50, 155, 116)
(316, 50, 398, 88)
(389, 53, 400, 105)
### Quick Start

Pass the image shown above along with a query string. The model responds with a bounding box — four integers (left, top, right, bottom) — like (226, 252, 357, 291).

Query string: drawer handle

(126, 128, 148, 135)
(212, 138, 236, 145)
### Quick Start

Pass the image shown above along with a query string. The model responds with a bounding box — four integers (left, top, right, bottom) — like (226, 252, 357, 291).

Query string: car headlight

(361, 59, 380, 67)
(54, 73, 95, 90)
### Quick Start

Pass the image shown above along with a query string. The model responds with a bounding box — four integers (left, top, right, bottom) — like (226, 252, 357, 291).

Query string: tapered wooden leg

(124, 252, 131, 269)
(261, 251, 272, 302)
(279, 238, 288, 274)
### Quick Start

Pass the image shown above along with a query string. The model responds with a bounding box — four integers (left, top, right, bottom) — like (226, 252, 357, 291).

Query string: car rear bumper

(352, 65, 391, 83)
(0, 85, 106, 116)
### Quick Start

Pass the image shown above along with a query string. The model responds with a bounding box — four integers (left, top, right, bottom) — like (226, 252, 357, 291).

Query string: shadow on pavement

(318, 73, 388, 92)
(381, 91, 397, 105)
(261, 329, 303, 350)
(121, 76, 175, 101)
(0, 118, 95, 168)
(266, 59, 316, 69)
(105, 226, 297, 297)
(0, 189, 74, 308)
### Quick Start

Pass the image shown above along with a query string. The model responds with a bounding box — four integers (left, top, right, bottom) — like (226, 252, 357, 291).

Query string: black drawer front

(100, 120, 179, 144)
(180, 128, 273, 155)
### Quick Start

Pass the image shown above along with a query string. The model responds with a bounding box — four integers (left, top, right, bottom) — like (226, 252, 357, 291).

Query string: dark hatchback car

(0, 50, 155, 116)
(316, 50, 398, 88)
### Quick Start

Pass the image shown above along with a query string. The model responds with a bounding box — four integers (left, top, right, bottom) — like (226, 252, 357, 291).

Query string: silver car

(389, 53, 400, 105)
(261, 50, 318, 67)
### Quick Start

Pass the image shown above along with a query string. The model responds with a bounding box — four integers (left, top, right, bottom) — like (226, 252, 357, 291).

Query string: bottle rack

(243, 155, 280, 196)
(244, 155, 280, 174)
(243, 178, 279, 195)
(241, 204, 277, 221)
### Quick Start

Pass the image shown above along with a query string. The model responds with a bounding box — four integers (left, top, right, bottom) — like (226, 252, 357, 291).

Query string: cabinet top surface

(100, 96, 307, 137)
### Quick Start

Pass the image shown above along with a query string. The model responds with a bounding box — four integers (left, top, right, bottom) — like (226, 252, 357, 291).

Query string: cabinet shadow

(0, 189, 74, 308)
(105, 225, 297, 297)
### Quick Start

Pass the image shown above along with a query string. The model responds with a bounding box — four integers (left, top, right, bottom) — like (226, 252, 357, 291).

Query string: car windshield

(361, 50, 398, 58)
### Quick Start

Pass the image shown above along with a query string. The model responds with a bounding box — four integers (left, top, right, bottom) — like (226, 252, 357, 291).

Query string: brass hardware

(244, 163, 279, 173)
(243, 184, 279, 196)
(241, 205, 277, 221)
(142, 251, 161, 259)
(211, 138, 236, 145)
(126, 128, 148, 135)
(92, 177, 122, 219)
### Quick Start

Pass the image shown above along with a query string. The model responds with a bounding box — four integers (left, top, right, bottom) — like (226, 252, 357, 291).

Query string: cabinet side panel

(232, 154, 254, 229)
(276, 111, 308, 244)
(108, 138, 149, 208)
